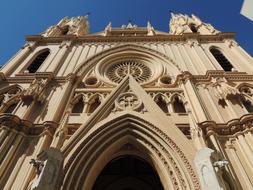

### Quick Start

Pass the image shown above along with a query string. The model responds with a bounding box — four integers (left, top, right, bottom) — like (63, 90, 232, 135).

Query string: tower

(0, 13, 253, 190)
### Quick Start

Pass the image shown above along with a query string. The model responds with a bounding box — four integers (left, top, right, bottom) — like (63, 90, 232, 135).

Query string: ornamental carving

(207, 77, 239, 100)
(0, 87, 21, 107)
(21, 78, 48, 103)
(115, 92, 142, 111)
(106, 60, 151, 83)
(169, 13, 220, 35)
(42, 15, 89, 37)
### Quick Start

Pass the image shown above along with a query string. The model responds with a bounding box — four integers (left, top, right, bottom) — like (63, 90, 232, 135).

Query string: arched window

(190, 24, 198, 33)
(210, 48, 233, 71)
(88, 96, 101, 114)
(242, 99, 253, 113)
(155, 96, 168, 113)
(26, 50, 50, 73)
(5, 102, 18, 113)
(172, 96, 186, 113)
(72, 98, 84, 113)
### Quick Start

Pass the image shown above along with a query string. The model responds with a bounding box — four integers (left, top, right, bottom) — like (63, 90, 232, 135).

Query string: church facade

(0, 13, 253, 190)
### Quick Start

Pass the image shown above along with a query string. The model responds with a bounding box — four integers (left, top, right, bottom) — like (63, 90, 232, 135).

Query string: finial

(105, 22, 112, 30)
(169, 10, 175, 17)
(147, 21, 152, 28)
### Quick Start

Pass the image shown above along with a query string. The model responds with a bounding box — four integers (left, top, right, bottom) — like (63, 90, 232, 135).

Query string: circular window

(106, 60, 151, 83)
(84, 76, 100, 87)
(159, 75, 172, 85)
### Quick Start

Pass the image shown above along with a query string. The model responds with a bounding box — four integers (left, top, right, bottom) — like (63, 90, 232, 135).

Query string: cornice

(199, 114, 253, 136)
(25, 32, 235, 44)
(4, 70, 253, 86)
(0, 113, 58, 137)
(178, 71, 253, 84)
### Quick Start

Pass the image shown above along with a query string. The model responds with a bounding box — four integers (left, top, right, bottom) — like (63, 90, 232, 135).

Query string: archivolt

(74, 43, 182, 80)
(61, 113, 200, 190)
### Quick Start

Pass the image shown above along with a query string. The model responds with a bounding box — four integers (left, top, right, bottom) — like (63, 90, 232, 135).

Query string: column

(51, 111, 69, 148)
(245, 131, 253, 151)
(51, 75, 76, 122)
(237, 134, 253, 167)
(0, 127, 9, 147)
(181, 79, 208, 122)
(46, 41, 72, 74)
(0, 130, 16, 164)
(0, 133, 23, 178)
(226, 140, 252, 189)
(234, 136, 253, 179)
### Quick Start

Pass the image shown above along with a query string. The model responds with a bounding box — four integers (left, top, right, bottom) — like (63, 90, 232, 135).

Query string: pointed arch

(62, 113, 200, 190)
(25, 49, 50, 73)
(153, 94, 169, 114)
(210, 47, 233, 71)
(71, 98, 84, 113)
(70, 93, 87, 114)
(236, 83, 253, 113)
(87, 94, 103, 114)
(170, 93, 187, 113)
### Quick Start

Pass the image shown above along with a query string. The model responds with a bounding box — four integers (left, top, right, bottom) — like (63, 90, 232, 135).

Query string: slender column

(0, 128, 9, 147)
(226, 140, 253, 189)
(234, 136, 253, 179)
(51, 111, 69, 148)
(185, 40, 206, 74)
(203, 87, 223, 122)
(181, 79, 208, 122)
(1, 42, 36, 76)
(82, 100, 89, 113)
(50, 75, 76, 122)
(0, 134, 22, 178)
(208, 132, 221, 152)
(46, 41, 72, 74)
(245, 131, 253, 151)
(237, 134, 253, 167)
(166, 102, 173, 114)
(3, 140, 28, 189)
(189, 111, 206, 149)
(0, 130, 16, 164)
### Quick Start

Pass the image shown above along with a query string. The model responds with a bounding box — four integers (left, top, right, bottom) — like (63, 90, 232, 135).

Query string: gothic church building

(0, 13, 253, 190)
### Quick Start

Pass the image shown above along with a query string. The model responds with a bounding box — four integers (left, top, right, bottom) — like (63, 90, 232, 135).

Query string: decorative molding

(200, 114, 253, 136)
(25, 32, 235, 44)
(0, 114, 58, 136)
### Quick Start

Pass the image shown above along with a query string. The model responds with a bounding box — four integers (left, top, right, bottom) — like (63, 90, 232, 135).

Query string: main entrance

(93, 156, 164, 190)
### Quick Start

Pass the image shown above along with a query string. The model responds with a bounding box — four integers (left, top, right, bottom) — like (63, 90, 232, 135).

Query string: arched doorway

(92, 156, 164, 190)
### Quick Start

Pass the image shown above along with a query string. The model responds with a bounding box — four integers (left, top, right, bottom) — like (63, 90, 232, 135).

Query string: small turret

(42, 15, 89, 37)
(169, 13, 220, 35)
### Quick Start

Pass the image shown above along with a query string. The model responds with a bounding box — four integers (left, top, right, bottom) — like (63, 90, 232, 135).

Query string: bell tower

(42, 15, 89, 37)
(169, 13, 220, 35)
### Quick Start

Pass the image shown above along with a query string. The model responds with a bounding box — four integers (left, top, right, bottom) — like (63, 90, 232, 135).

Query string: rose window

(106, 61, 151, 83)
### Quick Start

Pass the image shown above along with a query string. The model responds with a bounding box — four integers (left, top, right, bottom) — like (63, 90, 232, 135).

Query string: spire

(147, 21, 155, 36)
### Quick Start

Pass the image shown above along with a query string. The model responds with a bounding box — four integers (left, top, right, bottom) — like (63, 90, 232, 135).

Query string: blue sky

(0, 0, 252, 65)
